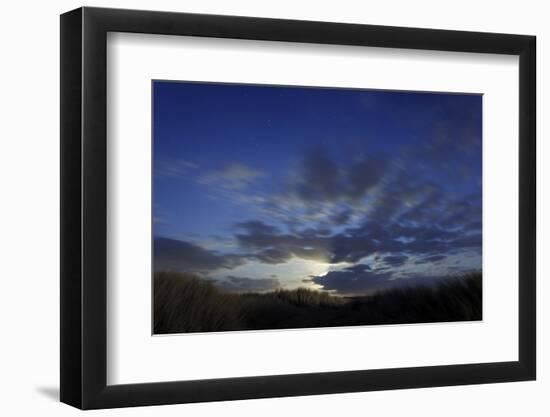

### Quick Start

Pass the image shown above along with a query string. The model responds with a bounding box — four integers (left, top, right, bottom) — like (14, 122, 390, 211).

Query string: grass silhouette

(154, 271, 482, 334)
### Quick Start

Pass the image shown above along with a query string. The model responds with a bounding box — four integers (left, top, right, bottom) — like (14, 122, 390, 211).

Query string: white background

(108, 33, 519, 384)
(0, 0, 546, 416)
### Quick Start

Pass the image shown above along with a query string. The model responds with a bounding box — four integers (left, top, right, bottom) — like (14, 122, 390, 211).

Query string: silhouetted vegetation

(153, 271, 482, 334)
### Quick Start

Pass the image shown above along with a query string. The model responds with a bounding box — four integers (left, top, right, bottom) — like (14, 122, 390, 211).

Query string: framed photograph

(60, 6, 536, 409)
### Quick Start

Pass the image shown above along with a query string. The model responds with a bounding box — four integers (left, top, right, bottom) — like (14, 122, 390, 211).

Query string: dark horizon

(153, 81, 482, 296)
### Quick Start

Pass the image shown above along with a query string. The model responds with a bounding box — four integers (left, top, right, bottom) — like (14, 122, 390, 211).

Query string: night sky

(153, 81, 482, 295)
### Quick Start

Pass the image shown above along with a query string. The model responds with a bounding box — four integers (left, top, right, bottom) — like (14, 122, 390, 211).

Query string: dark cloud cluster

(235, 221, 331, 263)
(309, 269, 393, 294)
(290, 147, 389, 205)
(263, 142, 480, 228)
(266, 148, 390, 220)
(233, 215, 480, 267)
(308, 268, 446, 295)
(153, 237, 247, 273)
(382, 255, 408, 267)
(344, 264, 371, 273)
(154, 138, 481, 294)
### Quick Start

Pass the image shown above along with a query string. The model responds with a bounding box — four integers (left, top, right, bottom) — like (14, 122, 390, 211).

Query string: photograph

(55, 4, 538, 411)
(152, 81, 483, 334)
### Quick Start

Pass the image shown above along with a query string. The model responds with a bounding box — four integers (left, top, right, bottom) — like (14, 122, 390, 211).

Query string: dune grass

(154, 271, 244, 333)
(153, 271, 482, 334)
(270, 287, 346, 308)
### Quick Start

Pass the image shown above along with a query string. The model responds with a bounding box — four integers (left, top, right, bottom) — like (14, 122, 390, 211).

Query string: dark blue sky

(153, 81, 482, 295)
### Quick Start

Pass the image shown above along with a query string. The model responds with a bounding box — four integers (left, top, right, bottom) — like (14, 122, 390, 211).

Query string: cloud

(253, 148, 391, 230)
(344, 264, 371, 273)
(382, 255, 408, 267)
(293, 147, 345, 203)
(198, 162, 265, 190)
(362, 174, 441, 224)
(155, 159, 198, 177)
(415, 254, 447, 264)
(310, 268, 393, 294)
(236, 220, 281, 236)
(310, 267, 447, 295)
(330, 208, 353, 225)
(282, 147, 389, 206)
(255, 248, 293, 264)
(214, 276, 281, 293)
(440, 194, 482, 231)
(232, 212, 481, 267)
(177, 145, 482, 279)
(235, 220, 331, 264)
(449, 233, 482, 253)
(257, 145, 481, 252)
(154, 237, 246, 273)
(397, 121, 482, 188)
(347, 157, 388, 199)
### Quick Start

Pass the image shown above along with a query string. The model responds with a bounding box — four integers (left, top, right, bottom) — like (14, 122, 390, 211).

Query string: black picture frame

(60, 6, 536, 410)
